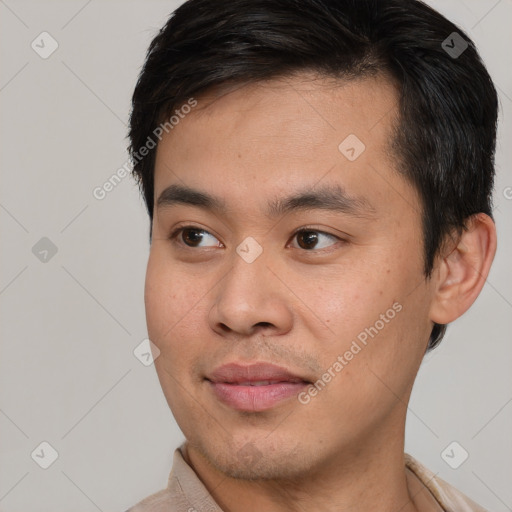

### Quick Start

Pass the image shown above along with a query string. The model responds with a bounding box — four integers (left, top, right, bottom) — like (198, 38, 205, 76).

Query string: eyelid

(290, 225, 341, 238)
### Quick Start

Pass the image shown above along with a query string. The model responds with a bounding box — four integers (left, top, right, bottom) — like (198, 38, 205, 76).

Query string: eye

(169, 226, 343, 251)
(290, 229, 341, 251)
(170, 226, 222, 248)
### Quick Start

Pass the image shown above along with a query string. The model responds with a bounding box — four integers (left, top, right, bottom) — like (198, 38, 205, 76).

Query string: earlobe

(429, 213, 497, 325)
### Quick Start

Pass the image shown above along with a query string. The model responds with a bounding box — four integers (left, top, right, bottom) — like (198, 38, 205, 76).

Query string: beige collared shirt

(125, 445, 488, 512)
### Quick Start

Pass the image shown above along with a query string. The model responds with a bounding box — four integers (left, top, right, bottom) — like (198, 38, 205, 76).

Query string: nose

(208, 252, 293, 337)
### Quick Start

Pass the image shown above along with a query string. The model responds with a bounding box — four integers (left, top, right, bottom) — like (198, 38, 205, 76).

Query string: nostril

(219, 323, 232, 333)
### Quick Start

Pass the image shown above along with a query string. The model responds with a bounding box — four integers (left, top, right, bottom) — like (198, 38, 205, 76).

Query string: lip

(206, 362, 310, 412)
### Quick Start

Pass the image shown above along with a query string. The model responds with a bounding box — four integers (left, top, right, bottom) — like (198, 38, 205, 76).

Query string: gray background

(0, 1, 511, 510)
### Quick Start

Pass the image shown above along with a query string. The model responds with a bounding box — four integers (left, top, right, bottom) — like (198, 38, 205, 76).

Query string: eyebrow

(156, 183, 375, 219)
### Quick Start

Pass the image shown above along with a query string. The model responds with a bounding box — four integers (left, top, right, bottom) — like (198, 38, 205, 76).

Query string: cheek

(145, 253, 208, 413)
(144, 247, 207, 349)
(305, 250, 427, 378)
(320, 279, 430, 412)
(299, 257, 404, 340)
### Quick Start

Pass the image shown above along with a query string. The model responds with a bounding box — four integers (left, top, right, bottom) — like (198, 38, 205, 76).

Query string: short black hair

(128, 0, 498, 351)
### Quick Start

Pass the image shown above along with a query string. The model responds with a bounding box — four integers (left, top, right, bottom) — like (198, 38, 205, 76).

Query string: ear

(429, 213, 497, 325)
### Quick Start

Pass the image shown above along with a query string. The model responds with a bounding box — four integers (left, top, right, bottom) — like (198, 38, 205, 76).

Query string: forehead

(171, 73, 398, 151)
(153, 72, 417, 220)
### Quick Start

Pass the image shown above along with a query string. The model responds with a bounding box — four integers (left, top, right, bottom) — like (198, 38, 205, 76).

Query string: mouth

(206, 362, 311, 412)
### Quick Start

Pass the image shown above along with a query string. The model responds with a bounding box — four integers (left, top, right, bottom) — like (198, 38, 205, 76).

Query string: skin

(144, 72, 496, 512)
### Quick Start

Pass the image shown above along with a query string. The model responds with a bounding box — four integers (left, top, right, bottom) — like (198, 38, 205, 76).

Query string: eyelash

(168, 224, 344, 252)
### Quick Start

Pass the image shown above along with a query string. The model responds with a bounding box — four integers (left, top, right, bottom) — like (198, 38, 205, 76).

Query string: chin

(190, 433, 316, 481)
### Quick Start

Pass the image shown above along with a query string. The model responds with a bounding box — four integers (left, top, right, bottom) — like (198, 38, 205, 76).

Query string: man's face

(145, 74, 436, 479)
